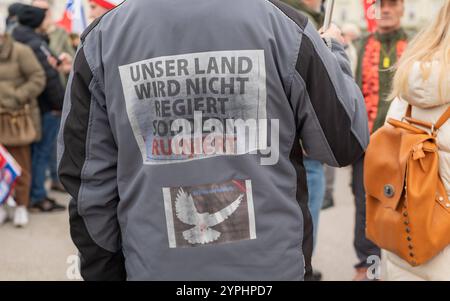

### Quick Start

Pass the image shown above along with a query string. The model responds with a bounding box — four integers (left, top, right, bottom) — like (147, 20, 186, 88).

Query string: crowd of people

(0, 0, 449, 281)
(284, 0, 450, 281)
(0, 0, 119, 225)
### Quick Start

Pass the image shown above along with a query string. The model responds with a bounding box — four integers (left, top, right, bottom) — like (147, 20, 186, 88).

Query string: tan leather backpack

(365, 105, 450, 266)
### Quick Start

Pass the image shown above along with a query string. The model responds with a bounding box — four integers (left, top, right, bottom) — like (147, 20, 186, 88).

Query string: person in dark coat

(12, 4, 66, 212)
(5, 3, 24, 34)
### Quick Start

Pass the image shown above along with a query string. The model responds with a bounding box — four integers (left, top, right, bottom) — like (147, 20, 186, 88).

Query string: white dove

(175, 188, 244, 245)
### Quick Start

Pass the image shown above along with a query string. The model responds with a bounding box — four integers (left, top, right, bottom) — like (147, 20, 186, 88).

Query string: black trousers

(352, 155, 381, 268)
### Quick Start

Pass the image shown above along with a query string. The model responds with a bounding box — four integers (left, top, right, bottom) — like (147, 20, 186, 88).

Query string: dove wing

(175, 189, 200, 226)
(206, 194, 244, 227)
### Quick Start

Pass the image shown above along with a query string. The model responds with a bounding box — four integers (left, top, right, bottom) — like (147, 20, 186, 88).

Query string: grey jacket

(58, 0, 369, 281)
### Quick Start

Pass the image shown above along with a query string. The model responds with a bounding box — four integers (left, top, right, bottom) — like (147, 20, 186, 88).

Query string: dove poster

(119, 50, 267, 165)
(162, 179, 256, 248)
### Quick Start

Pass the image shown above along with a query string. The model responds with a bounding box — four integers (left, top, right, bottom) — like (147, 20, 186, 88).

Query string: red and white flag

(90, 0, 123, 10)
(58, 0, 88, 34)
(0, 145, 21, 205)
(363, 0, 380, 33)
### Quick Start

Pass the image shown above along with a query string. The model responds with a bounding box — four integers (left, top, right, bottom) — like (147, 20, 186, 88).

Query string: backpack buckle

(431, 124, 436, 134)
(384, 185, 395, 198)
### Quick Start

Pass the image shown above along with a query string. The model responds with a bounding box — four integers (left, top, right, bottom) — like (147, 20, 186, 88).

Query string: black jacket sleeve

(58, 45, 126, 281)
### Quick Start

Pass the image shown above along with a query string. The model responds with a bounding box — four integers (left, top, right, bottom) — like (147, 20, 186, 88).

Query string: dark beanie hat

(17, 5, 47, 29)
(8, 3, 24, 17)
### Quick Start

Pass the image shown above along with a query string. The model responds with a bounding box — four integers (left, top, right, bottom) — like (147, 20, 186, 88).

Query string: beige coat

(0, 34, 46, 140)
(385, 60, 450, 281)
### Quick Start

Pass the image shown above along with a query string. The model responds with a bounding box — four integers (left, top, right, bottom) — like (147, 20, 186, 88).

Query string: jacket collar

(282, 0, 324, 26)
(13, 25, 49, 45)
(296, 2, 324, 27)
(375, 28, 408, 43)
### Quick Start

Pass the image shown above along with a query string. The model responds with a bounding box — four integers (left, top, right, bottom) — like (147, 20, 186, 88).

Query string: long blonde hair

(390, 1, 450, 102)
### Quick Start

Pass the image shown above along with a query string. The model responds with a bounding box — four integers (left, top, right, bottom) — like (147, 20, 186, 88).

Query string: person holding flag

(33, 0, 75, 58)
(59, 0, 120, 34)
(32, 0, 75, 194)
(12, 4, 67, 213)
(352, 0, 408, 281)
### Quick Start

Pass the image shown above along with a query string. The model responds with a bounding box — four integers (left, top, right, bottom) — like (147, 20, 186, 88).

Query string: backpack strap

(405, 104, 450, 131)
(435, 106, 450, 130)
(406, 104, 412, 118)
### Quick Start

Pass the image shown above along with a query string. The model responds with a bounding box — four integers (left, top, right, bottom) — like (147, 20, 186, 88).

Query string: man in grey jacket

(58, 0, 369, 281)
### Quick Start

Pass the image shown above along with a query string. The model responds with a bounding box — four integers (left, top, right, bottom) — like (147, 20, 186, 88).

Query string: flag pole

(323, 0, 335, 31)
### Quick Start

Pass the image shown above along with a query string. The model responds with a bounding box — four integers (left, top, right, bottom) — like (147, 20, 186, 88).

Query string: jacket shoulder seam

(265, 0, 309, 30)
(265, 0, 306, 95)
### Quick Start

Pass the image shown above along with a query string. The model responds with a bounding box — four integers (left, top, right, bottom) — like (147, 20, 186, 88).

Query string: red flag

(0, 145, 21, 205)
(363, 0, 379, 33)
(57, 0, 88, 34)
(58, 9, 72, 33)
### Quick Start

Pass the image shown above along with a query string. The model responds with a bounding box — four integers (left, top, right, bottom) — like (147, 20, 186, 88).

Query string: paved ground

(0, 189, 76, 281)
(313, 167, 358, 281)
(0, 168, 357, 281)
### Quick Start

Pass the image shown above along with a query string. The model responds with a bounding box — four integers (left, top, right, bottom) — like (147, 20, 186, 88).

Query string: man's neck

(35, 28, 45, 35)
(377, 26, 401, 35)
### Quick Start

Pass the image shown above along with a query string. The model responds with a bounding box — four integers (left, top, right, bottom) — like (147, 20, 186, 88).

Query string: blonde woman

(385, 1, 450, 281)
